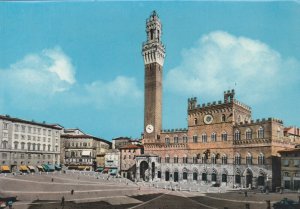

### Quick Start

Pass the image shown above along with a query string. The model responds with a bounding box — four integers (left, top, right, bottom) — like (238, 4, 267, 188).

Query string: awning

(42, 164, 49, 170)
(103, 168, 109, 173)
(47, 164, 55, 171)
(37, 165, 43, 169)
(19, 165, 28, 171)
(27, 166, 35, 170)
(55, 165, 61, 170)
(110, 169, 117, 174)
(78, 166, 86, 170)
(1, 166, 10, 171)
(82, 150, 91, 156)
(96, 167, 104, 172)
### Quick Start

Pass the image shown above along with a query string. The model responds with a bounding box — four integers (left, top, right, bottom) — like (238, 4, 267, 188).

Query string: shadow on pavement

(27, 200, 138, 209)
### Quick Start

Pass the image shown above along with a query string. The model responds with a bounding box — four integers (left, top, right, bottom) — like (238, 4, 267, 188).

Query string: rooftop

(0, 114, 62, 130)
(61, 134, 111, 144)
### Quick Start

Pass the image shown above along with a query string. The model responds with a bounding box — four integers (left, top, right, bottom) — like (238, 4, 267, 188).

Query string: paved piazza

(0, 171, 299, 209)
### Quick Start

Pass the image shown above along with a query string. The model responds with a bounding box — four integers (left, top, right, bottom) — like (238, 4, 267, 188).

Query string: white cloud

(0, 46, 76, 96)
(165, 31, 300, 103)
(0, 47, 142, 110)
(84, 76, 142, 108)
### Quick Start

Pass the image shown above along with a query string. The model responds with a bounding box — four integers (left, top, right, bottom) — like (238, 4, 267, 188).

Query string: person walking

(61, 196, 65, 206)
(7, 200, 13, 209)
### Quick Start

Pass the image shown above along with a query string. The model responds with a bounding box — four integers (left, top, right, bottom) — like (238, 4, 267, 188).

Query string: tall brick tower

(142, 11, 165, 143)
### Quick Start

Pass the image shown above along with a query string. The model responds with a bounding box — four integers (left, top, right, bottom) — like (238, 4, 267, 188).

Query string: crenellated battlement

(161, 128, 188, 133)
(187, 89, 252, 112)
(237, 117, 283, 126)
(224, 89, 235, 103)
(233, 99, 251, 111)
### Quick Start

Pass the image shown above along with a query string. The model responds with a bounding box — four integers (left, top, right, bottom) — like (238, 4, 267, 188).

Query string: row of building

(0, 114, 143, 180)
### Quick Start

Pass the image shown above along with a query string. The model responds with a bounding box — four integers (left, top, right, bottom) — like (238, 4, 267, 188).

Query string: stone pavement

(1, 171, 300, 209)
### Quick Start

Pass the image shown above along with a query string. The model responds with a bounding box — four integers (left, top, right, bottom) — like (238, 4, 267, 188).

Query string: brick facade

(136, 11, 300, 190)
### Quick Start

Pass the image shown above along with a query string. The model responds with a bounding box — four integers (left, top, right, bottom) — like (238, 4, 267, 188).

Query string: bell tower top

(142, 10, 165, 66)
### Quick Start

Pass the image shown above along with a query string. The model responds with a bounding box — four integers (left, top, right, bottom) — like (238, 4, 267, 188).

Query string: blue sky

(0, 1, 300, 140)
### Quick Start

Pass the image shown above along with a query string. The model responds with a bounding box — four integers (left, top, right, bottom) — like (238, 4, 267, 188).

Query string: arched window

(192, 155, 197, 164)
(193, 135, 198, 143)
(183, 135, 188, 143)
(183, 155, 188, 164)
(234, 130, 241, 141)
(165, 155, 170, 163)
(211, 154, 216, 164)
(21, 142, 25, 150)
(173, 155, 178, 163)
(222, 154, 227, 164)
(221, 114, 226, 122)
(222, 173, 227, 183)
(234, 153, 241, 165)
(211, 133, 217, 142)
(258, 127, 264, 138)
(43, 144, 46, 151)
(165, 138, 170, 145)
(246, 153, 252, 165)
(245, 128, 252, 140)
(27, 142, 31, 151)
(202, 133, 207, 143)
(258, 153, 265, 165)
(221, 131, 227, 141)
(194, 118, 198, 125)
(174, 136, 179, 144)
(14, 141, 19, 149)
(150, 29, 154, 40)
(48, 145, 51, 151)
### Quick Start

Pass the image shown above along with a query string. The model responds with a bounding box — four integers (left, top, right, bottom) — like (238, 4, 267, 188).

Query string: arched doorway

(202, 173, 207, 181)
(151, 162, 155, 180)
(245, 169, 253, 188)
(174, 171, 179, 182)
(257, 175, 265, 186)
(165, 171, 170, 181)
(193, 172, 198, 181)
(222, 174, 227, 183)
(235, 174, 241, 184)
(183, 172, 188, 180)
(211, 173, 217, 182)
(139, 161, 149, 181)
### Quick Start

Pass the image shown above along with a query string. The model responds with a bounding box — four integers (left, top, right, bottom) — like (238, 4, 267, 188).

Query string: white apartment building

(0, 115, 62, 172)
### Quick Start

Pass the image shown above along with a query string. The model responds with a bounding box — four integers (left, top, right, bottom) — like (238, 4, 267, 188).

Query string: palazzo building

(0, 114, 62, 172)
(136, 11, 299, 190)
(62, 129, 111, 170)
